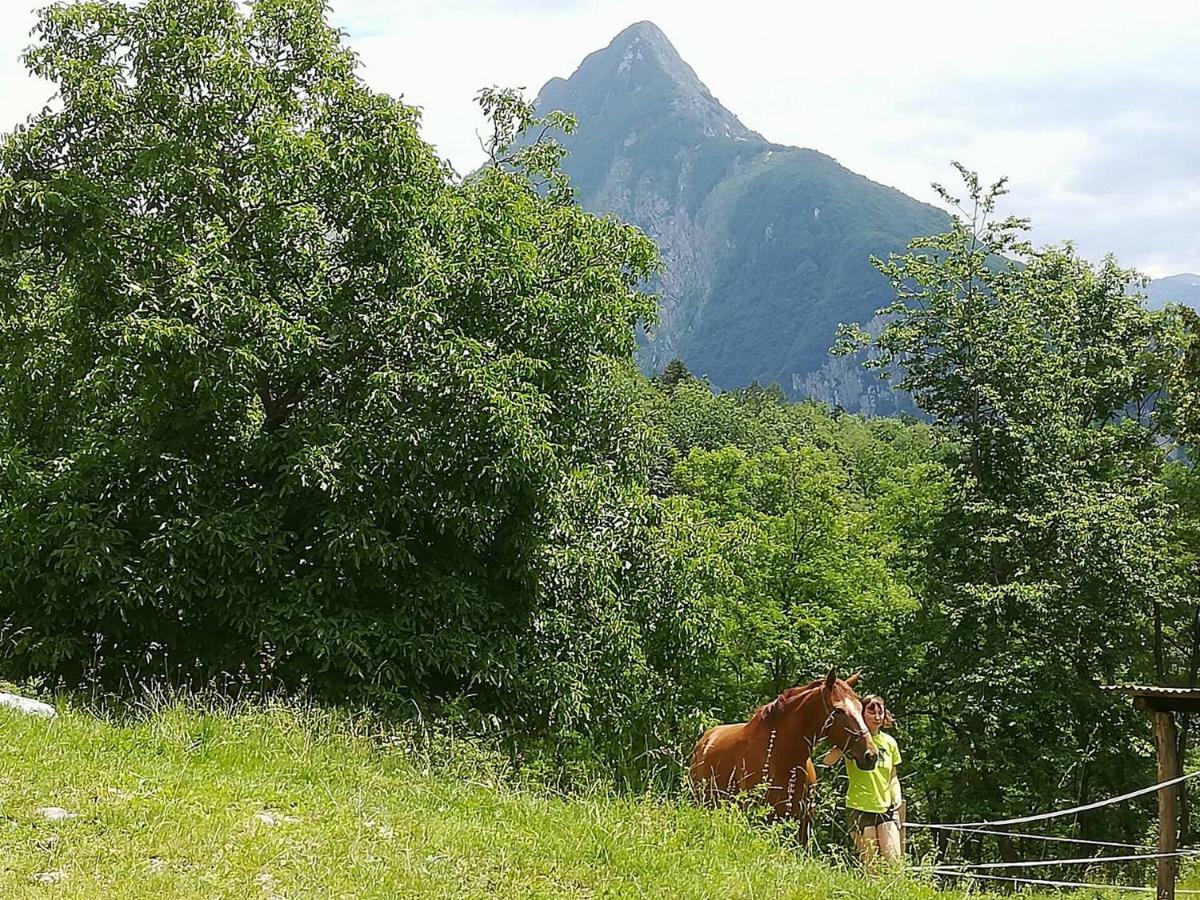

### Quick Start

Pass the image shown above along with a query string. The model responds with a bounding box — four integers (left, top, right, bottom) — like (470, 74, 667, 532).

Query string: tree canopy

(0, 0, 656, 707)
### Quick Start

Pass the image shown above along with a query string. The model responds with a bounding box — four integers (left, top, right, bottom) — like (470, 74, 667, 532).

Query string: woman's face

(864, 701, 885, 735)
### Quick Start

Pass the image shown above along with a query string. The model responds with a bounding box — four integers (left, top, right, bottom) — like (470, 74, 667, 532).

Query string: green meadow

(0, 697, 1121, 899)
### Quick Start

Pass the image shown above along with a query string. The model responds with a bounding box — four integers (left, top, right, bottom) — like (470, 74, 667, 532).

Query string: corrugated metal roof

(1100, 684, 1200, 697)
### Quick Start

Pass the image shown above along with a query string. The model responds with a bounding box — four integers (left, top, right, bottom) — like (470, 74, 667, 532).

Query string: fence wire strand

(932, 871, 1200, 894)
(907, 769, 1200, 894)
(910, 769, 1200, 830)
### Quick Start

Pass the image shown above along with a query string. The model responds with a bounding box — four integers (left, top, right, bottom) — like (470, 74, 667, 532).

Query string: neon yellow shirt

(846, 731, 901, 814)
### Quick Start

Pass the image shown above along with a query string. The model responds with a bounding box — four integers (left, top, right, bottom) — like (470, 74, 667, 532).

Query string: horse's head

(821, 669, 879, 771)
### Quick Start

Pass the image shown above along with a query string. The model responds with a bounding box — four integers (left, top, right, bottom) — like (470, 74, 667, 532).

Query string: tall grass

(0, 692, 1111, 898)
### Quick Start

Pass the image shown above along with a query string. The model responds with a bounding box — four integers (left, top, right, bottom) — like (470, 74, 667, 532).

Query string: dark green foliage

(654, 358, 693, 391)
(1163, 307, 1200, 451)
(642, 377, 946, 727)
(0, 0, 658, 719)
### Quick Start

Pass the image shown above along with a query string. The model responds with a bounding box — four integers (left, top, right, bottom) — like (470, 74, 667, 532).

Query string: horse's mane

(753, 678, 824, 724)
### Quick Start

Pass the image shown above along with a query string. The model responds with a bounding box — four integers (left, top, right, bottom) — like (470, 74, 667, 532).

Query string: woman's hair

(860, 694, 895, 729)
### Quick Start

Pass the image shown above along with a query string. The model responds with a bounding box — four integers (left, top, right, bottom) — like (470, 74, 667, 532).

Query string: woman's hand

(822, 747, 843, 767)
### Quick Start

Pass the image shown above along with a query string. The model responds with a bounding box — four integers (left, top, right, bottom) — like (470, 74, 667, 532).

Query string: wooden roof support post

(1100, 686, 1200, 898)
(1153, 710, 1180, 900)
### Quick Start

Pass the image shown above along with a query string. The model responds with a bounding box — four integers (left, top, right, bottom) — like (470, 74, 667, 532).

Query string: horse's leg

(767, 767, 809, 848)
(788, 778, 809, 847)
(772, 758, 818, 848)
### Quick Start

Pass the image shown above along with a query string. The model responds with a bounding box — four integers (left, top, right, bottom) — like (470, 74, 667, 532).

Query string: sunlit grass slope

(0, 698, 1075, 898)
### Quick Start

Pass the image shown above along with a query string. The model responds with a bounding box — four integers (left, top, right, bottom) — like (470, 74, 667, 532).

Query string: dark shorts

(847, 807, 899, 833)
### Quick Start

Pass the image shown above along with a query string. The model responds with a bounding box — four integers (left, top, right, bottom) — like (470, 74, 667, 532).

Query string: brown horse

(688, 669, 877, 841)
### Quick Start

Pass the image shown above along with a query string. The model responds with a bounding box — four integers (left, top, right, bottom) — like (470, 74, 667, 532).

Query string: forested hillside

(1, 1, 1199, 891)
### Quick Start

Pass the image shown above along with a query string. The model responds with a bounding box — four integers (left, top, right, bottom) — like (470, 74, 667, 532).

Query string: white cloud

(1, 0, 1197, 274)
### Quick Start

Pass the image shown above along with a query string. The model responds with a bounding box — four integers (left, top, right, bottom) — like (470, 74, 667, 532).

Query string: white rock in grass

(32, 869, 66, 884)
(0, 692, 56, 719)
(254, 810, 300, 826)
(36, 806, 76, 822)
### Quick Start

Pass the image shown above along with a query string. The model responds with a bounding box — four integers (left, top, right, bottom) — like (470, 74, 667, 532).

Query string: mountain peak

(607, 21, 681, 70)
(524, 20, 952, 410)
(535, 21, 763, 147)
(612, 20, 670, 45)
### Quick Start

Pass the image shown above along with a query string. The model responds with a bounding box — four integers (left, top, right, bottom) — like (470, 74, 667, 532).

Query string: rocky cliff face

(532, 22, 948, 411)
(535, 22, 769, 370)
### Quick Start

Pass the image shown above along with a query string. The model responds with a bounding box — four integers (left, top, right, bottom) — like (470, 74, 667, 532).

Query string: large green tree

(0, 0, 657, 708)
(640, 378, 945, 748)
(841, 166, 1184, 849)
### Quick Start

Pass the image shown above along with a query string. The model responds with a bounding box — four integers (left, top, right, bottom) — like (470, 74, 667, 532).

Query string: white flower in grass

(254, 872, 278, 896)
(364, 818, 395, 839)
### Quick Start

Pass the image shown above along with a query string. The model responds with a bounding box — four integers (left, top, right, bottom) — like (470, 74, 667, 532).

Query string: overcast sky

(2, 0, 1197, 276)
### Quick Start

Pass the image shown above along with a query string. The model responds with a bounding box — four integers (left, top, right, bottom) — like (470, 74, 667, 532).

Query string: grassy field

(0, 694, 1134, 898)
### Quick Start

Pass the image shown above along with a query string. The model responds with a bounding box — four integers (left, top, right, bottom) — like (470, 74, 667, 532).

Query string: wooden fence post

(1155, 711, 1180, 900)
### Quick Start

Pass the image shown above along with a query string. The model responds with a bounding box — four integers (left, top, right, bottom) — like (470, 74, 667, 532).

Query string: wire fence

(897, 769, 1200, 893)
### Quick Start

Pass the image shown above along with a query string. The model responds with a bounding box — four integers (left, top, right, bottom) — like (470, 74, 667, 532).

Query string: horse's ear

(846, 672, 862, 688)
(824, 667, 837, 691)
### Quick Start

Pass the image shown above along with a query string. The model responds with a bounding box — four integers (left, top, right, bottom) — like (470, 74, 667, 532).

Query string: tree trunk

(1154, 600, 1166, 682)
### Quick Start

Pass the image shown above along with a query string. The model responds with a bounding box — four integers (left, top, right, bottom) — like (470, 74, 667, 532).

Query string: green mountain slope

(534, 22, 949, 411)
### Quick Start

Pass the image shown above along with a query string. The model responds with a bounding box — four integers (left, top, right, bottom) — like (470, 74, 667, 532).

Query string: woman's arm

(822, 747, 843, 766)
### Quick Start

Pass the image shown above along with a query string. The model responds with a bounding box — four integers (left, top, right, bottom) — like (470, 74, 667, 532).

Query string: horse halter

(819, 691, 869, 752)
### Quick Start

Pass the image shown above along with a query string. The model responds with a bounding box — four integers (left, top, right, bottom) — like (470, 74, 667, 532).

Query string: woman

(823, 694, 903, 864)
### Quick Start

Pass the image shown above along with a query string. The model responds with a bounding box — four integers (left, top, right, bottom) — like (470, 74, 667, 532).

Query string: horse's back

(689, 722, 762, 801)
